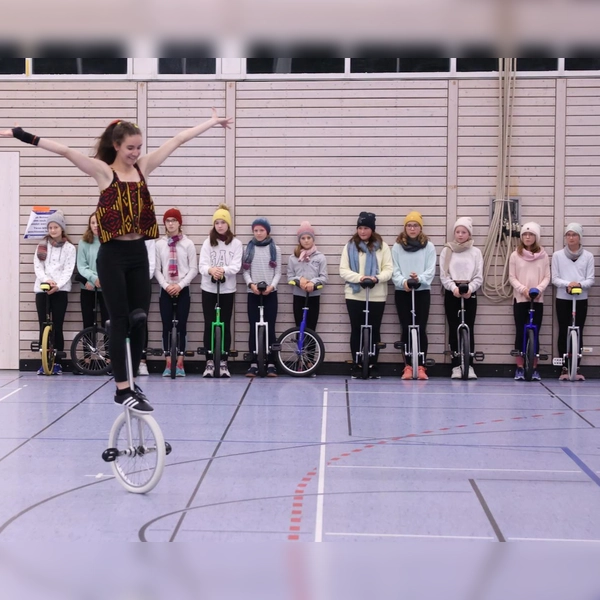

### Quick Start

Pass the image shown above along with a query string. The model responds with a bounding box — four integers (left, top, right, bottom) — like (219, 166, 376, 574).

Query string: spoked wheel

(276, 327, 325, 377)
(410, 328, 419, 379)
(524, 329, 536, 382)
(70, 326, 111, 375)
(567, 329, 579, 381)
(257, 326, 267, 377)
(170, 325, 177, 379)
(459, 327, 471, 380)
(361, 329, 370, 380)
(41, 324, 55, 375)
(214, 326, 222, 378)
(107, 412, 166, 494)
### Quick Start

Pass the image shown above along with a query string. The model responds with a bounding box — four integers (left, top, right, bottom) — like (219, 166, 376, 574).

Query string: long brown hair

(209, 228, 235, 247)
(82, 212, 97, 244)
(396, 230, 429, 246)
(94, 120, 142, 164)
(350, 231, 383, 252)
(517, 238, 541, 255)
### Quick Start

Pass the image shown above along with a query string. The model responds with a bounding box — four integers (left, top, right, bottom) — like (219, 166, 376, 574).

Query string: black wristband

(12, 127, 40, 146)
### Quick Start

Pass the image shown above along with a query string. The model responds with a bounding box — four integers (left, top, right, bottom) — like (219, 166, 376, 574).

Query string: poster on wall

(24, 206, 56, 239)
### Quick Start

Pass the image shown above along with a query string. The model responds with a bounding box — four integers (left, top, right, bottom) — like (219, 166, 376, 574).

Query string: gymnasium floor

(0, 368, 599, 544)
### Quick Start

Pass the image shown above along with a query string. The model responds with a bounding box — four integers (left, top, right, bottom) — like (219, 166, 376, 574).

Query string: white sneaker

(203, 360, 214, 378)
(451, 366, 461, 379)
(220, 361, 231, 378)
(138, 361, 149, 376)
(468, 366, 477, 380)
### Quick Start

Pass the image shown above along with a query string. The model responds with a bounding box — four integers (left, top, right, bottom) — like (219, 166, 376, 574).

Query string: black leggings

(80, 288, 109, 330)
(97, 239, 150, 384)
(444, 290, 477, 367)
(36, 291, 68, 362)
(513, 300, 543, 351)
(159, 286, 191, 353)
(556, 298, 587, 360)
(395, 289, 431, 366)
(247, 291, 278, 361)
(293, 294, 320, 330)
(202, 290, 235, 358)
(345, 299, 386, 364)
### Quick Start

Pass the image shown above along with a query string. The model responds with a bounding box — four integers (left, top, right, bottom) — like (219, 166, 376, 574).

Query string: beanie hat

(520, 221, 541, 241)
(212, 203, 232, 227)
(404, 211, 423, 228)
(454, 216, 473, 236)
(163, 208, 182, 225)
(357, 211, 376, 231)
(565, 222, 583, 240)
(252, 217, 271, 235)
(297, 221, 315, 241)
(47, 210, 66, 233)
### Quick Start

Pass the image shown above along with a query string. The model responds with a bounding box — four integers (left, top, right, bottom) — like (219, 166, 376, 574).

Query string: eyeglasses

(165, 218, 179, 224)
(406, 223, 421, 229)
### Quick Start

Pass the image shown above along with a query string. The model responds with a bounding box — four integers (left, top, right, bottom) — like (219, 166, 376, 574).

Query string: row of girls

(339, 211, 594, 381)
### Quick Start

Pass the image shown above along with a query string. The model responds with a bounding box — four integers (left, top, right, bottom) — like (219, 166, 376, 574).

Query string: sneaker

(138, 361, 149, 376)
(246, 364, 258, 377)
(369, 364, 381, 379)
(559, 367, 569, 381)
(203, 360, 214, 378)
(52, 364, 62, 375)
(176, 367, 186, 377)
(468, 366, 477, 380)
(37, 366, 45, 376)
(576, 370, 586, 381)
(162, 368, 171, 377)
(114, 388, 154, 413)
(532, 370, 541, 381)
(451, 366, 461, 379)
(219, 361, 231, 378)
(401, 365, 413, 380)
(267, 364, 278, 377)
(417, 366, 429, 380)
(514, 367, 525, 381)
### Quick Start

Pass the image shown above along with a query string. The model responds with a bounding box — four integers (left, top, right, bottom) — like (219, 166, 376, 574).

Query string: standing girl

(3, 110, 232, 411)
(339, 212, 393, 378)
(198, 204, 243, 378)
(77, 212, 109, 334)
(439, 217, 483, 379)
(392, 211, 436, 380)
(552, 223, 595, 381)
(508, 222, 550, 381)
(242, 218, 282, 377)
(154, 208, 198, 377)
(33, 212, 76, 375)
(287, 221, 328, 331)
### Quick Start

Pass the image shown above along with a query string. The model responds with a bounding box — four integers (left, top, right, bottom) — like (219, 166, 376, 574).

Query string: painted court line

(509, 537, 600, 543)
(0, 387, 25, 402)
(328, 465, 582, 474)
(326, 532, 495, 540)
(314, 388, 329, 543)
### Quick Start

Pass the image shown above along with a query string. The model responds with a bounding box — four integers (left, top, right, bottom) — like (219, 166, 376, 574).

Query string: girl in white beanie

(508, 222, 550, 381)
(439, 217, 483, 379)
(551, 223, 595, 380)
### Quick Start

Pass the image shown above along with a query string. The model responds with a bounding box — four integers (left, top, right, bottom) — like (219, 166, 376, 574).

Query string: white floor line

(314, 388, 328, 543)
(0, 387, 25, 402)
(509, 537, 600, 543)
(327, 532, 495, 540)
(329, 465, 582, 474)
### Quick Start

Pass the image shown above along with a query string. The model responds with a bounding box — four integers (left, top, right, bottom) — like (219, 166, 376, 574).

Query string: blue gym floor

(0, 369, 599, 543)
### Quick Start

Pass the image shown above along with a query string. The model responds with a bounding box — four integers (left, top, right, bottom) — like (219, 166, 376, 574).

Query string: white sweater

(439, 246, 484, 294)
(198, 237, 243, 294)
(154, 235, 198, 290)
(551, 248, 595, 300)
(33, 242, 76, 293)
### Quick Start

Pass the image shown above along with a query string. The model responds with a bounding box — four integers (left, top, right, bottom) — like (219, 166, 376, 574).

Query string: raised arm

(0, 127, 112, 188)
(138, 109, 233, 177)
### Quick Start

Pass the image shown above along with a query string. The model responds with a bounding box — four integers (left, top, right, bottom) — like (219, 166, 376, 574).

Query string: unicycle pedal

(30, 342, 40, 352)
(553, 357, 564, 366)
(102, 447, 119, 462)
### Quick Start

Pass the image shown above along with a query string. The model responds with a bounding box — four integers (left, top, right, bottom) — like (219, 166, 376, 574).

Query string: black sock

(116, 387, 132, 396)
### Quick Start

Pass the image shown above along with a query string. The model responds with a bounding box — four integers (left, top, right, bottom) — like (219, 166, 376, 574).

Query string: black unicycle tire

(524, 328, 535, 382)
(257, 326, 267, 377)
(459, 327, 471, 380)
(170, 324, 177, 379)
(276, 327, 325, 377)
(361, 329, 370, 380)
(70, 326, 111, 375)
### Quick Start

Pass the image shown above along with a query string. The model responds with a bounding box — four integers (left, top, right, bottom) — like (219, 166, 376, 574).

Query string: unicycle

(394, 278, 434, 379)
(70, 289, 111, 375)
(102, 310, 171, 494)
(353, 279, 385, 379)
(452, 283, 485, 380)
(553, 286, 583, 381)
(198, 277, 238, 378)
(510, 288, 548, 381)
(276, 280, 325, 377)
(30, 283, 62, 375)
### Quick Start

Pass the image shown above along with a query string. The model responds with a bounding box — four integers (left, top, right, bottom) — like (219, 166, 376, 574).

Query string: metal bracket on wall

(490, 196, 521, 237)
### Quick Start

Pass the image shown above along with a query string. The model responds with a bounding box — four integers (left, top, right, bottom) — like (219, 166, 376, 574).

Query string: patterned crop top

(95, 164, 159, 243)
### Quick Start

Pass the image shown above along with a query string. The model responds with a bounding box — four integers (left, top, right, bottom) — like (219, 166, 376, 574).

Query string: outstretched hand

(0, 128, 15, 138)
(211, 108, 233, 129)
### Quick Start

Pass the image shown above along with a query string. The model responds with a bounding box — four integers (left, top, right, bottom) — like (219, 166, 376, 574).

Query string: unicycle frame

(354, 279, 385, 379)
(553, 286, 582, 381)
(31, 283, 60, 375)
(244, 281, 278, 377)
(451, 283, 484, 380)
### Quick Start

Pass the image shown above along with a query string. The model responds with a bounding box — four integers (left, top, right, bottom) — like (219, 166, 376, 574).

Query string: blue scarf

(243, 237, 277, 270)
(347, 240, 380, 294)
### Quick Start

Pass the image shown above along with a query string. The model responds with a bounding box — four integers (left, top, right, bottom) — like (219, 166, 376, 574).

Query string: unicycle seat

(457, 283, 469, 295)
(360, 279, 376, 289)
(569, 286, 583, 295)
(407, 278, 421, 290)
(528, 288, 540, 301)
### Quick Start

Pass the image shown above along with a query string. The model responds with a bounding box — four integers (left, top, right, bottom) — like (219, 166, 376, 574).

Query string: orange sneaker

(417, 366, 429, 380)
(401, 365, 413, 380)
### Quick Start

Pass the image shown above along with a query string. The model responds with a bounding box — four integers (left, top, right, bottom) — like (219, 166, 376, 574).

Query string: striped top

(95, 164, 159, 243)
(242, 243, 282, 291)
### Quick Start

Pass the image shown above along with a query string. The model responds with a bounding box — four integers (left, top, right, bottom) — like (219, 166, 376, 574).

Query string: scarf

(564, 245, 583, 261)
(167, 234, 182, 279)
(299, 245, 318, 263)
(243, 237, 277, 270)
(36, 235, 66, 261)
(401, 237, 427, 253)
(347, 240, 380, 294)
(443, 239, 474, 273)
(521, 247, 548, 263)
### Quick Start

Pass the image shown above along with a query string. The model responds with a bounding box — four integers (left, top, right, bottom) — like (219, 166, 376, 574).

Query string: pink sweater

(508, 249, 551, 303)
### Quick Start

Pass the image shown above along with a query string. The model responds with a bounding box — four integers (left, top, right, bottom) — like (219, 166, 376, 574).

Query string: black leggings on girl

(345, 299, 385, 364)
(159, 286, 190, 352)
(202, 290, 235, 357)
(394, 289, 431, 365)
(97, 238, 150, 383)
(36, 291, 68, 361)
